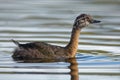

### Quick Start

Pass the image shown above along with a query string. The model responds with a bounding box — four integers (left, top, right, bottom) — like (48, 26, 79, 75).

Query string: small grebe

(12, 14, 100, 60)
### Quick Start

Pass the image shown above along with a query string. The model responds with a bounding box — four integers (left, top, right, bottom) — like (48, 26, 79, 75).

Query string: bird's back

(12, 42, 68, 60)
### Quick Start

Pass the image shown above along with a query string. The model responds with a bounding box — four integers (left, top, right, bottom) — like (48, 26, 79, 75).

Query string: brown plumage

(12, 14, 101, 60)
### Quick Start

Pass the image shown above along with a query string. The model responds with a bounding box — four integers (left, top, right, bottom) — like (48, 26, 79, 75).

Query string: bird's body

(13, 41, 68, 60)
(12, 14, 100, 60)
(12, 26, 80, 60)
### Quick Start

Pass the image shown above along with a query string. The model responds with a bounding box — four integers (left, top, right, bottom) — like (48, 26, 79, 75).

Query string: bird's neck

(65, 26, 81, 57)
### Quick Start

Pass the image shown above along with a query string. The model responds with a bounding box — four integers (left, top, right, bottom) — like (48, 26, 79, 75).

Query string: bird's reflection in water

(67, 58, 79, 80)
(16, 58, 79, 80)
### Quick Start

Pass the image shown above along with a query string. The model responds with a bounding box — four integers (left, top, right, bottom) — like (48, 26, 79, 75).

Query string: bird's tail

(12, 39, 20, 46)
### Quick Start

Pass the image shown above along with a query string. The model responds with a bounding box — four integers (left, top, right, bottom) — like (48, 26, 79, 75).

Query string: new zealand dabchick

(12, 14, 101, 60)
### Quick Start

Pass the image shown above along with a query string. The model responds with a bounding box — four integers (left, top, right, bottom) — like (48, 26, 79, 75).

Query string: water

(0, 0, 120, 80)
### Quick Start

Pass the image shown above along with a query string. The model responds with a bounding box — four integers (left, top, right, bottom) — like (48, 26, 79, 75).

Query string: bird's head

(74, 14, 101, 29)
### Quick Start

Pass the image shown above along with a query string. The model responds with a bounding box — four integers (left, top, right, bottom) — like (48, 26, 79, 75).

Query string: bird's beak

(91, 19, 101, 24)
